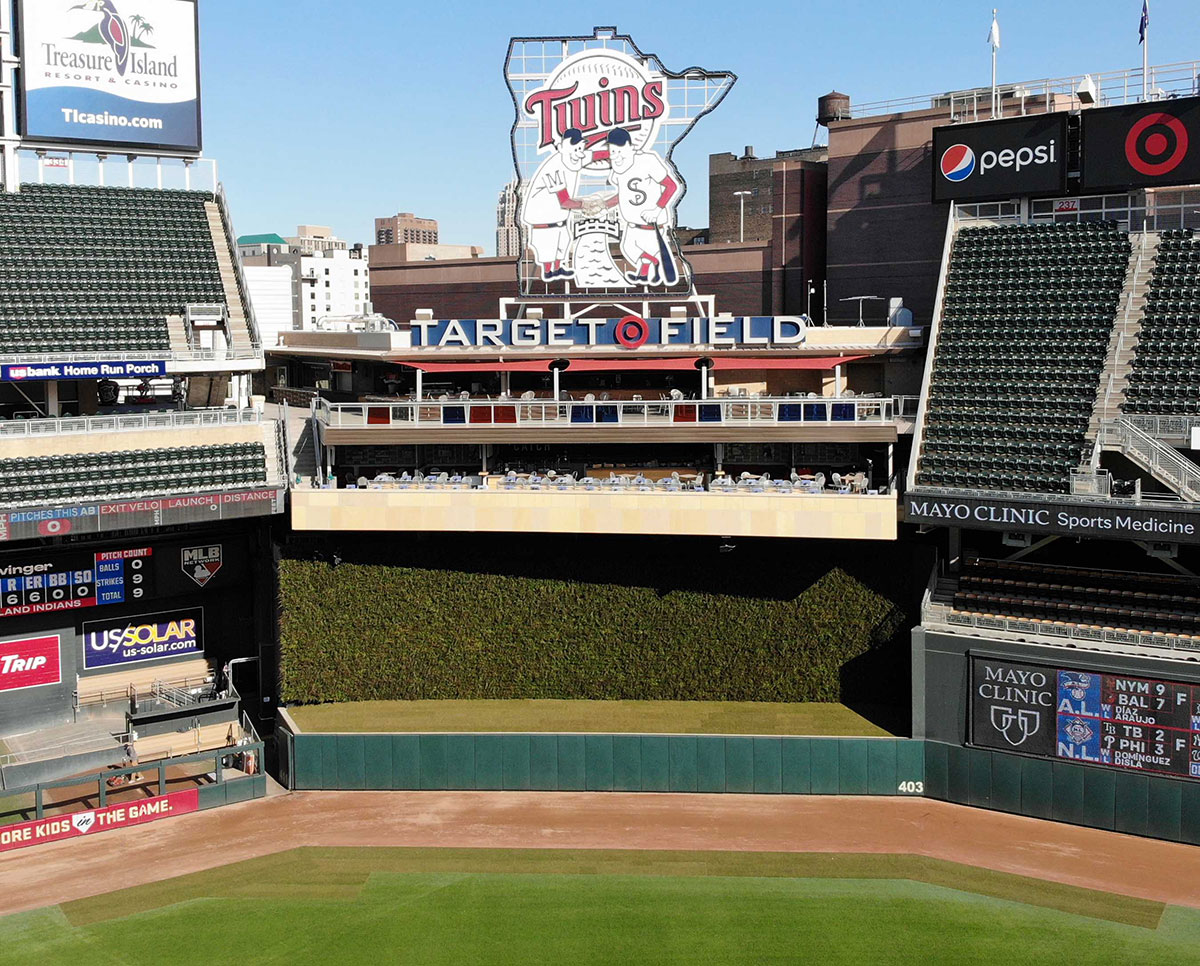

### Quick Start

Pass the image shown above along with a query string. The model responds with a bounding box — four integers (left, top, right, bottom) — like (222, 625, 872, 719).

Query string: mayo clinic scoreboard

(0, 547, 154, 618)
(971, 657, 1200, 781)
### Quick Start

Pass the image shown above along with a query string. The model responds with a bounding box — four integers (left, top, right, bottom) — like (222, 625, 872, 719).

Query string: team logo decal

(181, 545, 222, 587)
(991, 705, 1040, 747)
(506, 29, 735, 294)
(1124, 112, 1189, 177)
(940, 144, 976, 182)
(71, 811, 97, 834)
(1060, 718, 1094, 746)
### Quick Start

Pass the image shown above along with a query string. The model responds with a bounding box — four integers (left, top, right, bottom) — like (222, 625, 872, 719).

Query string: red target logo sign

(615, 315, 650, 349)
(1125, 112, 1189, 177)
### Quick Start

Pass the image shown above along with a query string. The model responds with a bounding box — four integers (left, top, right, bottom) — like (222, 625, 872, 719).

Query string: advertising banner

(971, 656, 1200, 780)
(0, 635, 62, 693)
(409, 316, 808, 349)
(905, 491, 1200, 544)
(932, 114, 1068, 203)
(505, 28, 734, 296)
(1080, 96, 1200, 193)
(0, 788, 199, 853)
(18, 0, 201, 151)
(0, 545, 153, 619)
(81, 607, 202, 669)
(0, 361, 165, 382)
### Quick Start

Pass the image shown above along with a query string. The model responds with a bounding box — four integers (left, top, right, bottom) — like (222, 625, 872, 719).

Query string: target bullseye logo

(615, 315, 650, 349)
(940, 144, 976, 182)
(38, 519, 71, 536)
(1125, 112, 1189, 177)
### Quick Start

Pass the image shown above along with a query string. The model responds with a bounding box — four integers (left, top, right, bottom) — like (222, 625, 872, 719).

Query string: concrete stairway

(260, 420, 285, 484)
(289, 417, 319, 483)
(204, 202, 257, 356)
(166, 313, 191, 354)
(1087, 232, 1159, 440)
(1097, 417, 1200, 503)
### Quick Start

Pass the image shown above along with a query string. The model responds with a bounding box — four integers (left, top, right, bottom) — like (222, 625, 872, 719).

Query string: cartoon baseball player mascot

(519, 128, 589, 280)
(603, 128, 681, 285)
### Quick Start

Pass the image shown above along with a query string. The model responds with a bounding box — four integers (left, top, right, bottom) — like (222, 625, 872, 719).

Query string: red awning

(398, 360, 553, 372)
(564, 358, 700, 371)
(710, 355, 869, 370)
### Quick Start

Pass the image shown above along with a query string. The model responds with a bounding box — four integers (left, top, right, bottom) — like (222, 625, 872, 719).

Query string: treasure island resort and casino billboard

(18, 0, 201, 152)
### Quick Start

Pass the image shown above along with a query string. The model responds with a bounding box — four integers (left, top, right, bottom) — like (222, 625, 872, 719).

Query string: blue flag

(1139, 1, 1148, 44)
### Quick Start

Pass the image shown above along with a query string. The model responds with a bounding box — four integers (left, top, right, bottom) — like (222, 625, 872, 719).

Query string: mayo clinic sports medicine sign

(932, 114, 1068, 203)
(1080, 95, 1200, 194)
(505, 29, 734, 295)
(905, 492, 1200, 545)
(971, 656, 1200, 781)
(410, 316, 808, 349)
(18, 0, 201, 151)
(81, 606, 202, 669)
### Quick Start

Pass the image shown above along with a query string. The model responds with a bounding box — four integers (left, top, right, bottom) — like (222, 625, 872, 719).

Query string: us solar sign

(932, 114, 1068, 203)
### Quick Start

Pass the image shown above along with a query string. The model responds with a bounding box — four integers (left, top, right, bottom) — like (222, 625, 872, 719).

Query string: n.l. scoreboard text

(972, 657, 1200, 780)
(0, 547, 153, 618)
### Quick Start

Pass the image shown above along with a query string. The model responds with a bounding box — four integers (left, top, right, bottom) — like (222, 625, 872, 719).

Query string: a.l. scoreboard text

(971, 656, 1200, 780)
(0, 547, 153, 618)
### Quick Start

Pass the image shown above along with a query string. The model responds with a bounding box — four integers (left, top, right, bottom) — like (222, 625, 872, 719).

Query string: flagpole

(1142, 1, 1149, 101)
(991, 9, 998, 119)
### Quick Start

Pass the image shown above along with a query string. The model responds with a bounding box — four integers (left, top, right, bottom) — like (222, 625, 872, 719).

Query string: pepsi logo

(940, 144, 976, 182)
(1125, 112, 1189, 177)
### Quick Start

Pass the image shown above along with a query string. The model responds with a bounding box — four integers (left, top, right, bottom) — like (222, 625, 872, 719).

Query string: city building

(243, 264, 296, 345)
(296, 248, 371, 327)
(496, 181, 520, 257)
(287, 225, 348, 255)
(375, 212, 438, 246)
(370, 243, 484, 264)
(237, 232, 289, 260)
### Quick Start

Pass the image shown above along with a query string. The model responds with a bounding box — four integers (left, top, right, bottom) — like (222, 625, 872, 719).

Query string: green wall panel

(1180, 782, 1200, 846)
(1051, 761, 1085, 826)
(419, 735, 448, 790)
(966, 748, 992, 809)
(753, 738, 782, 794)
(501, 735, 531, 790)
(197, 783, 225, 809)
(293, 736, 323, 791)
(724, 737, 754, 793)
(640, 737, 669, 792)
(529, 735, 558, 790)
(224, 776, 255, 804)
(896, 739, 925, 788)
(445, 735, 475, 790)
(362, 735, 392, 790)
(1112, 771, 1147, 837)
(989, 751, 1022, 813)
(866, 741, 897, 796)
(1081, 767, 1116, 831)
(946, 744, 970, 804)
(335, 735, 366, 790)
(585, 735, 614, 791)
(809, 740, 839, 795)
(669, 736, 698, 792)
(612, 736, 641, 791)
(1020, 757, 1053, 819)
(391, 735, 420, 789)
(836, 739, 868, 796)
(474, 735, 504, 790)
(1148, 779, 1182, 842)
(695, 736, 725, 793)
(781, 738, 811, 795)
(923, 742, 948, 800)
(557, 736, 586, 791)
(319, 735, 338, 791)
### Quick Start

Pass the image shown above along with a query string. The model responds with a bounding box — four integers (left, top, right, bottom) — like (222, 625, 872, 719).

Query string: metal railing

(215, 183, 264, 350)
(1096, 232, 1153, 437)
(909, 482, 1200, 512)
(0, 346, 263, 365)
(314, 395, 904, 429)
(849, 59, 1200, 120)
(0, 407, 264, 438)
(1124, 414, 1200, 443)
(1097, 418, 1200, 503)
(923, 600, 1200, 655)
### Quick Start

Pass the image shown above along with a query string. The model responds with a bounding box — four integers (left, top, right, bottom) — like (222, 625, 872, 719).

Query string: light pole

(733, 190, 751, 242)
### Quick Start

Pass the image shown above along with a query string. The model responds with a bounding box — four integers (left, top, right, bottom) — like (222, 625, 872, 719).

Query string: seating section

(918, 222, 1130, 493)
(945, 557, 1200, 639)
(1123, 228, 1200, 416)
(0, 442, 267, 507)
(0, 184, 226, 354)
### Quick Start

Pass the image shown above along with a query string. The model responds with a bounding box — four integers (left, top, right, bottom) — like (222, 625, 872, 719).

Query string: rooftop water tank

(817, 91, 851, 126)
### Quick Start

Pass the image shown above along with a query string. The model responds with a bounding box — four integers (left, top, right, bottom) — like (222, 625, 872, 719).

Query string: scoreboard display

(971, 657, 1200, 781)
(0, 547, 154, 619)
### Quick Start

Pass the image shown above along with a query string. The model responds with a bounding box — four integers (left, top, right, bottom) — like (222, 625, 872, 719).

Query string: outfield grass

(2, 848, 1197, 965)
(285, 700, 894, 736)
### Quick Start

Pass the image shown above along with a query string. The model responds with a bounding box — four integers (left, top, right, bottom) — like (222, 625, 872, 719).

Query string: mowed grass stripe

(58, 848, 1163, 929)
(285, 700, 893, 736)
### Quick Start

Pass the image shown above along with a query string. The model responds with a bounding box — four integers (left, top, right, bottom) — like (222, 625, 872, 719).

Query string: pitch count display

(0, 547, 154, 618)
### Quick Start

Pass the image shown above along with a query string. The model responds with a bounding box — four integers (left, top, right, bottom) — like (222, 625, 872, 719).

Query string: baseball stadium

(1, 2, 1200, 962)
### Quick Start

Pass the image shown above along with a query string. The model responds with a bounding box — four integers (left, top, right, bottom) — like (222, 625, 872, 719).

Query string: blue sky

(199, 1, 1200, 252)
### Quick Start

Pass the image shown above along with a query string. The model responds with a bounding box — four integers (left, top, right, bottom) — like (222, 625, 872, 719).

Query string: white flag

(988, 12, 1001, 49)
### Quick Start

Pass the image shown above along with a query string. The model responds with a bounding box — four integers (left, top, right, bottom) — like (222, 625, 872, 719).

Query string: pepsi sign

(1080, 96, 1200, 193)
(932, 114, 1068, 203)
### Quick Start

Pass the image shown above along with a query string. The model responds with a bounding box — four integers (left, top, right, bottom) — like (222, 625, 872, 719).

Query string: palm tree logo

(67, 1, 155, 77)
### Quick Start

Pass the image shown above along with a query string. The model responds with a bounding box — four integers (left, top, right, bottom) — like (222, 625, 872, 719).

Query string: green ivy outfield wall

(923, 740, 1200, 846)
(276, 729, 926, 797)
